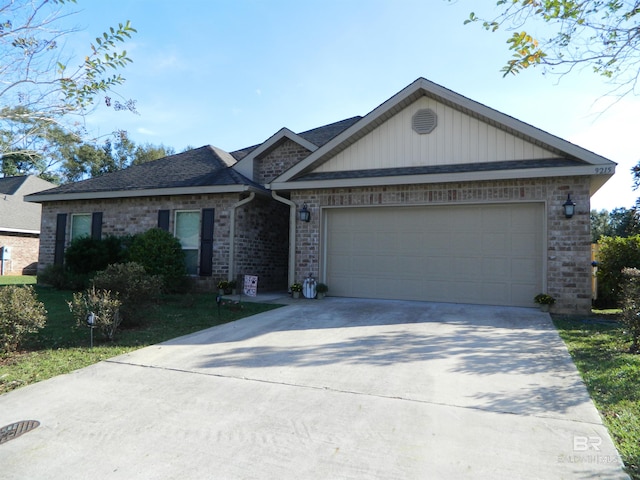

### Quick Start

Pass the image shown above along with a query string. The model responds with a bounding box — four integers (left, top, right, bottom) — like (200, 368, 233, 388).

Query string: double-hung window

(175, 210, 200, 275)
(70, 214, 92, 240)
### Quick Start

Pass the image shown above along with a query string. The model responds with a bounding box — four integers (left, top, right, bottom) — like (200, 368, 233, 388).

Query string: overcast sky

(58, 0, 640, 211)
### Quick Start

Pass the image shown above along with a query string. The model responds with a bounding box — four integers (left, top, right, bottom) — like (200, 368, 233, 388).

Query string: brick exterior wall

(234, 196, 289, 291)
(290, 176, 592, 314)
(255, 140, 312, 185)
(38, 193, 289, 292)
(0, 232, 39, 275)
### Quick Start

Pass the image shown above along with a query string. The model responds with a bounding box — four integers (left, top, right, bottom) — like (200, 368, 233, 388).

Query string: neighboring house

(0, 175, 56, 275)
(27, 78, 616, 313)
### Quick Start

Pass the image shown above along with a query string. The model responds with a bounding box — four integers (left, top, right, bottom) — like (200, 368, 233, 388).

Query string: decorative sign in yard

(243, 275, 258, 297)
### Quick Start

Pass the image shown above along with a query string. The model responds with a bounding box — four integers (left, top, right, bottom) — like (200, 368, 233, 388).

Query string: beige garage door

(324, 203, 544, 307)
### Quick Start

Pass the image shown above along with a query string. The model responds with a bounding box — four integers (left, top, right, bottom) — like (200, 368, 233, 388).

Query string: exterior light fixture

(563, 194, 576, 219)
(299, 203, 311, 222)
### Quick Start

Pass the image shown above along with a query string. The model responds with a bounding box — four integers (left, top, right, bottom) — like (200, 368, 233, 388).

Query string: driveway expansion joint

(103, 359, 604, 427)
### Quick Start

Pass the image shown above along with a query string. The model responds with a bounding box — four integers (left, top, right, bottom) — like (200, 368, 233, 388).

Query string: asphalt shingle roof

(293, 158, 586, 182)
(230, 116, 362, 161)
(37, 145, 262, 196)
(0, 176, 55, 232)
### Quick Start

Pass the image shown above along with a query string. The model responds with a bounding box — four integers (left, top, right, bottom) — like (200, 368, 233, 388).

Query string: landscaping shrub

(127, 228, 187, 292)
(621, 268, 640, 353)
(0, 285, 47, 354)
(68, 287, 122, 341)
(64, 235, 127, 276)
(92, 262, 163, 326)
(596, 235, 640, 308)
(40, 264, 92, 291)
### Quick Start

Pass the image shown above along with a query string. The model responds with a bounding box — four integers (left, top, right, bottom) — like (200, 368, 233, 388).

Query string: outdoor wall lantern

(563, 194, 576, 219)
(299, 203, 311, 222)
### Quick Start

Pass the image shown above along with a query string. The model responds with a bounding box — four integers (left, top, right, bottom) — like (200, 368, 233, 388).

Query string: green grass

(1, 286, 282, 395)
(553, 313, 640, 479)
(0, 275, 36, 285)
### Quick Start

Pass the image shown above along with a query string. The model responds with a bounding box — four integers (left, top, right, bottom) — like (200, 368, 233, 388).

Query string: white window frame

(174, 210, 200, 275)
(70, 213, 92, 240)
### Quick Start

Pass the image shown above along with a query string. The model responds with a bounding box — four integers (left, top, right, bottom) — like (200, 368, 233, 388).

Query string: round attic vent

(412, 108, 437, 134)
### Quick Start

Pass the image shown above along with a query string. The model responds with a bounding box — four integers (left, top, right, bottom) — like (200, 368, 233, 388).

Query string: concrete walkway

(0, 298, 630, 479)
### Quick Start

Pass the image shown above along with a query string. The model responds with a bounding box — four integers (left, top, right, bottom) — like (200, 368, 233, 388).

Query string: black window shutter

(91, 212, 103, 240)
(158, 210, 170, 231)
(54, 213, 67, 266)
(199, 208, 214, 277)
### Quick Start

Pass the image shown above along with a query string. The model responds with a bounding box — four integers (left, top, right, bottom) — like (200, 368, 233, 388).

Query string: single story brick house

(0, 175, 56, 275)
(28, 78, 615, 313)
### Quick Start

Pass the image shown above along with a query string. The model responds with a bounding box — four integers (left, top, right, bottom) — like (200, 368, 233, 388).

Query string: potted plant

(290, 283, 302, 299)
(217, 280, 228, 296)
(316, 283, 328, 299)
(228, 280, 237, 295)
(534, 293, 556, 312)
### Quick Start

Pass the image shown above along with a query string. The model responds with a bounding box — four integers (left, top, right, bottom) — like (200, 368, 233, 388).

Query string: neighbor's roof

(0, 176, 55, 233)
(27, 145, 265, 202)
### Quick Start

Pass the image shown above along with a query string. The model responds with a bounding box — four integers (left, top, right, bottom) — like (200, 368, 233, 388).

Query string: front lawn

(0, 285, 282, 395)
(553, 314, 640, 480)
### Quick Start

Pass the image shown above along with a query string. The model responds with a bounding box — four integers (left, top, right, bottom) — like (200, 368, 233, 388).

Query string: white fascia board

(0, 227, 40, 235)
(26, 184, 256, 203)
(232, 128, 318, 180)
(270, 164, 614, 191)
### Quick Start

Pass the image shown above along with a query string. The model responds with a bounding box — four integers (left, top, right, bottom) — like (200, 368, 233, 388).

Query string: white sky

(58, 0, 640, 211)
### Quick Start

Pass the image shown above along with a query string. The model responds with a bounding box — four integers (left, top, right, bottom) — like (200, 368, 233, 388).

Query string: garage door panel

(482, 257, 509, 280)
(325, 204, 543, 307)
(482, 233, 508, 254)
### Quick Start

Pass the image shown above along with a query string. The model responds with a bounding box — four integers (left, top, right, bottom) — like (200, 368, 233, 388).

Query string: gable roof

(230, 116, 361, 162)
(232, 117, 361, 178)
(27, 145, 265, 202)
(0, 176, 55, 233)
(269, 78, 616, 194)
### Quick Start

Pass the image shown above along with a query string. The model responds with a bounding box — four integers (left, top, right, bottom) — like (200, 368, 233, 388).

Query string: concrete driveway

(0, 298, 629, 479)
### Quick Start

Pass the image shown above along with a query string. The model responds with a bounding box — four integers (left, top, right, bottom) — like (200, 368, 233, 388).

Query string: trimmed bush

(621, 268, 640, 353)
(0, 286, 47, 354)
(596, 235, 640, 307)
(92, 262, 163, 326)
(64, 235, 126, 275)
(68, 287, 122, 341)
(39, 264, 92, 291)
(127, 228, 187, 292)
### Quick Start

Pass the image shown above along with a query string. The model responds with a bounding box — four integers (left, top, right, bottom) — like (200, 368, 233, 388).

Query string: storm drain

(0, 420, 40, 445)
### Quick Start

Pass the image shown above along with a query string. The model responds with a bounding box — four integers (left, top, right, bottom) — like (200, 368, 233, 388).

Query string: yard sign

(243, 275, 258, 297)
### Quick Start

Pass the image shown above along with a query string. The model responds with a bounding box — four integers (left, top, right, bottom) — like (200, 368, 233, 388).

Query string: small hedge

(92, 262, 163, 326)
(68, 287, 122, 341)
(127, 228, 187, 292)
(0, 285, 47, 354)
(621, 268, 640, 353)
(596, 235, 640, 307)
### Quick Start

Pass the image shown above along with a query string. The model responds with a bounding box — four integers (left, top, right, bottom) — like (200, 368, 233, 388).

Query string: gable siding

(313, 96, 556, 173)
(255, 139, 312, 184)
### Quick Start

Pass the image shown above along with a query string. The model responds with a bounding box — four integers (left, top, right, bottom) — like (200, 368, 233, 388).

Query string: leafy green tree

(60, 136, 175, 183)
(591, 207, 640, 242)
(132, 143, 176, 166)
(0, 0, 136, 176)
(459, 1, 640, 96)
